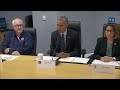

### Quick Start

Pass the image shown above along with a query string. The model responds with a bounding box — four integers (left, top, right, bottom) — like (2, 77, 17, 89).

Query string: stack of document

(72, 57, 89, 64)
(42, 56, 89, 64)
(59, 57, 89, 64)
(43, 56, 58, 61)
(0, 54, 20, 61)
(59, 57, 76, 62)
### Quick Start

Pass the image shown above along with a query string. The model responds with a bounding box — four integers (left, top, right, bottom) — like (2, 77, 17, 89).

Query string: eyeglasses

(14, 24, 23, 28)
(105, 30, 114, 33)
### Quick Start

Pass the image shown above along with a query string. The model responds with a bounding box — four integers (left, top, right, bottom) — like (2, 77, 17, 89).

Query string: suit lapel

(112, 39, 117, 56)
(103, 37, 107, 55)
(66, 29, 71, 49)
(56, 31, 61, 38)
(56, 31, 61, 50)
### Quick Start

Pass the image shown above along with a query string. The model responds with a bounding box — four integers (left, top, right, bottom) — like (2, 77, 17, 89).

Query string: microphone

(81, 49, 86, 58)
(52, 36, 60, 61)
(87, 58, 95, 64)
(56, 57, 61, 61)
(51, 36, 61, 65)
(52, 36, 60, 57)
(87, 54, 95, 64)
(55, 36, 70, 59)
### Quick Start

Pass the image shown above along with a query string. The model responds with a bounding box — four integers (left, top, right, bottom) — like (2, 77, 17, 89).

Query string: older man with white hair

(1, 18, 33, 55)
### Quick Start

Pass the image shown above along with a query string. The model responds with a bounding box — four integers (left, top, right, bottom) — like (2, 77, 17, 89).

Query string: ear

(66, 23, 69, 27)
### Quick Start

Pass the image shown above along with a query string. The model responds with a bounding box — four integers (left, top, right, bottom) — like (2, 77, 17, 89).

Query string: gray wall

(32, 11, 58, 54)
(32, 11, 120, 55)
(0, 11, 32, 29)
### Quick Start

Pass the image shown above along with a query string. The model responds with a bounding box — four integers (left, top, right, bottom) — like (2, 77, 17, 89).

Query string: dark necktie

(60, 33, 66, 52)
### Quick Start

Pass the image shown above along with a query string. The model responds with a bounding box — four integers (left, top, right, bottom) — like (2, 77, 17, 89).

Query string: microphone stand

(81, 49, 86, 58)
(52, 36, 60, 60)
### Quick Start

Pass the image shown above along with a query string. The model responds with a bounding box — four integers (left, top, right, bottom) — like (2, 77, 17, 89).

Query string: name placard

(92, 64, 115, 74)
(0, 55, 2, 63)
(37, 60, 56, 68)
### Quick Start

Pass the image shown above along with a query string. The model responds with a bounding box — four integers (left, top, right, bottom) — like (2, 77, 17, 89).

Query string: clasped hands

(57, 52, 70, 58)
(100, 56, 114, 62)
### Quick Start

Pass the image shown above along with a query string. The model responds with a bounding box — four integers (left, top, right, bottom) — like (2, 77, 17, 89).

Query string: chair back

(24, 28, 37, 55)
(68, 21, 81, 56)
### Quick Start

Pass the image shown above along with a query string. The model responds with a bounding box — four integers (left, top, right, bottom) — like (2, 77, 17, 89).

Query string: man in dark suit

(94, 24, 120, 61)
(50, 16, 80, 58)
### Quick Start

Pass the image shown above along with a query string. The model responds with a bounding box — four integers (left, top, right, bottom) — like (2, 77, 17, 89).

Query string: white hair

(12, 18, 23, 25)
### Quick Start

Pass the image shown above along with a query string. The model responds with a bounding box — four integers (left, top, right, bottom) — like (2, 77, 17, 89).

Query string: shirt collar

(61, 29, 67, 36)
(13, 29, 24, 37)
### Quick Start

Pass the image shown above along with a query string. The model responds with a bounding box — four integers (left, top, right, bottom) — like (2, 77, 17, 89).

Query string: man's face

(13, 19, 23, 35)
(57, 20, 68, 33)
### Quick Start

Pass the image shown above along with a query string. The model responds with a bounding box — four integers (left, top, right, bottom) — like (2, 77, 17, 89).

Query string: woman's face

(105, 26, 115, 39)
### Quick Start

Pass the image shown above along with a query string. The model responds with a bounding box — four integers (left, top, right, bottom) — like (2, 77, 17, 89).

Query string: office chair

(0, 17, 7, 31)
(25, 15, 33, 28)
(24, 28, 37, 55)
(68, 21, 86, 57)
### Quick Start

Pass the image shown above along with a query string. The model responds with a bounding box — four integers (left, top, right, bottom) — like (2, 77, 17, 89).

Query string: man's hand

(12, 51, 20, 56)
(4, 48, 10, 54)
(100, 56, 113, 62)
(57, 52, 70, 58)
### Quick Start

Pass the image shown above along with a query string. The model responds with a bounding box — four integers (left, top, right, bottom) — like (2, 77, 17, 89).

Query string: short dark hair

(58, 16, 68, 23)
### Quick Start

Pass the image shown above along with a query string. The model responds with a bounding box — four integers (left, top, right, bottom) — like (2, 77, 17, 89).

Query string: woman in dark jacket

(94, 24, 120, 62)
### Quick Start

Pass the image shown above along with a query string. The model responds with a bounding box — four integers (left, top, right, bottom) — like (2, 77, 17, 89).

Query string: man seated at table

(1, 18, 33, 56)
(50, 16, 80, 58)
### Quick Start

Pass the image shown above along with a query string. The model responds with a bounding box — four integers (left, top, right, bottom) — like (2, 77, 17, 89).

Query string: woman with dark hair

(93, 24, 120, 62)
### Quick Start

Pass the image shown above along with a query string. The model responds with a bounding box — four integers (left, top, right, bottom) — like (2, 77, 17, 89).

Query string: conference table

(0, 55, 120, 79)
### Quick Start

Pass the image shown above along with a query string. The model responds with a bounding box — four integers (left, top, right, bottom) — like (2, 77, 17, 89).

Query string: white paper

(59, 57, 76, 62)
(92, 60, 120, 67)
(43, 56, 58, 61)
(84, 53, 94, 58)
(0, 54, 20, 61)
(72, 57, 89, 64)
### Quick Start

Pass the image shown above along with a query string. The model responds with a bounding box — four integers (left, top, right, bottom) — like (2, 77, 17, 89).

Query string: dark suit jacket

(1, 30, 33, 55)
(94, 37, 120, 61)
(50, 29, 80, 57)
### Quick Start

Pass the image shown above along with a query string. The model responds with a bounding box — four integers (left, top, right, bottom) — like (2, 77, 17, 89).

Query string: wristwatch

(113, 57, 116, 61)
